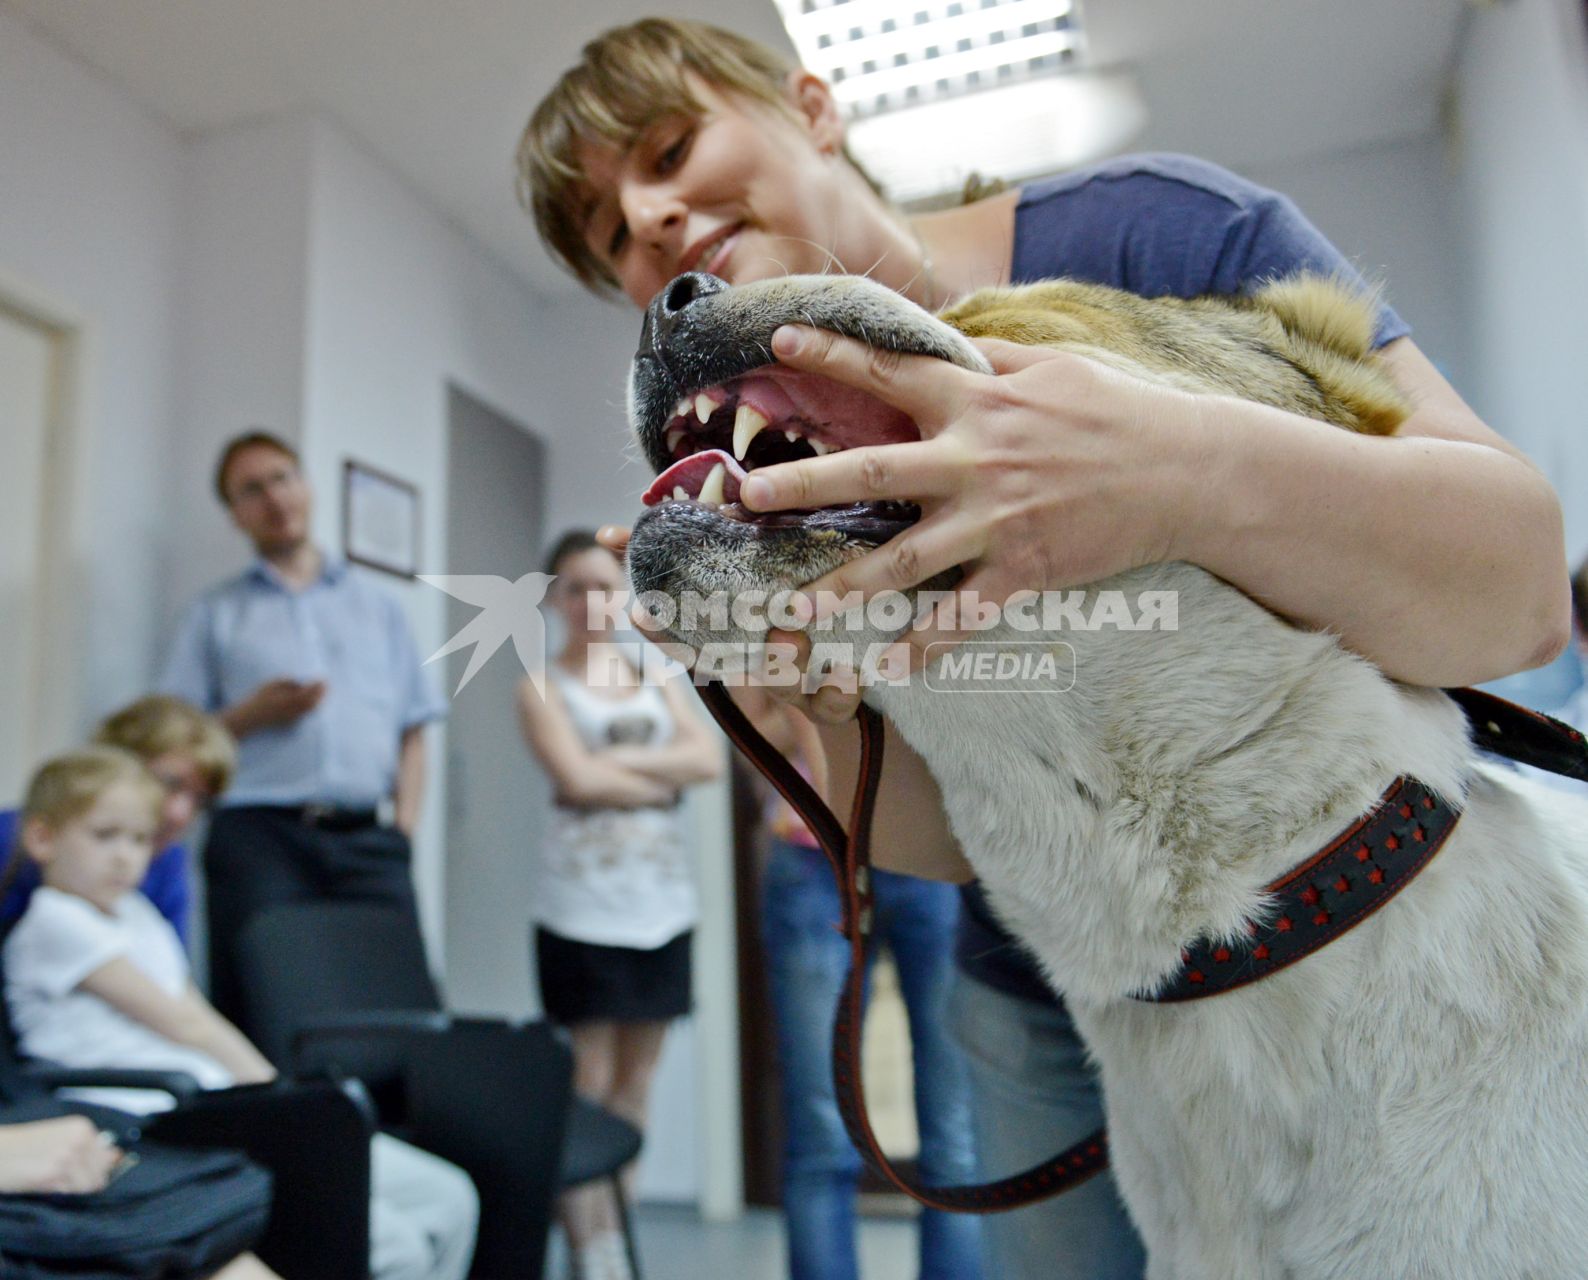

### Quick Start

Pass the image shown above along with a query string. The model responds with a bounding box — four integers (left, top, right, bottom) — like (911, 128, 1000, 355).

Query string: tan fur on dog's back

(940, 274, 1408, 436)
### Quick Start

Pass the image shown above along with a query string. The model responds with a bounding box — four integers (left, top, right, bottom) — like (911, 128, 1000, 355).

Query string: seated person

(2, 746, 479, 1280)
(0, 1116, 281, 1279)
(0, 694, 235, 943)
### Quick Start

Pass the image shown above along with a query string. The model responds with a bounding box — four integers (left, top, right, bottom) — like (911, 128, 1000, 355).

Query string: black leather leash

(699, 682, 1109, 1212)
(697, 680, 1586, 1213)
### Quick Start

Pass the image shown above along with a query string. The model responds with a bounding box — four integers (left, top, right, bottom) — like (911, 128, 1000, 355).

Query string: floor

(548, 1202, 921, 1280)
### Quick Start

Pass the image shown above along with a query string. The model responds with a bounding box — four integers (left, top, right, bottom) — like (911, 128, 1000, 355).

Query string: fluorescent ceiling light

(845, 70, 1147, 204)
(771, 0, 1147, 203)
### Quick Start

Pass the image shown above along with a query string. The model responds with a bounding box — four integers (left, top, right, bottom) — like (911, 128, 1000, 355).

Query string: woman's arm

(1172, 337, 1567, 684)
(741, 328, 1569, 688)
(816, 715, 971, 882)
(77, 959, 276, 1084)
(392, 723, 427, 835)
(516, 676, 678, 807)
(601, 680, 724, 787)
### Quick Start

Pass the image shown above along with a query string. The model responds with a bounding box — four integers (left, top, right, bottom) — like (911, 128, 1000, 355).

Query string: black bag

(0, 1138, 271, 1279)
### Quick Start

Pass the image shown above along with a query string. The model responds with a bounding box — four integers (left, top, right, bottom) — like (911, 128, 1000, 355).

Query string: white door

(0, 304, 57, 798)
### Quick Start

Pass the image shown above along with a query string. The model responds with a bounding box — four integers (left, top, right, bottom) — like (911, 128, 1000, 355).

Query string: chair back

(237, 901, 576, 1278)
(235, 901, 441, 1067)
(0, 917, 50, 1106)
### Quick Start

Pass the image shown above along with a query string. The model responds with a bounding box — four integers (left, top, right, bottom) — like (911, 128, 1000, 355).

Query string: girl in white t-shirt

(3, 746, 479, 1280)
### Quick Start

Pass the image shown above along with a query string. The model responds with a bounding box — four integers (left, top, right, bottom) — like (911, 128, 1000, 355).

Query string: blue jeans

(947, 975, 1147, 1280)
(761, 839, 983, 1280)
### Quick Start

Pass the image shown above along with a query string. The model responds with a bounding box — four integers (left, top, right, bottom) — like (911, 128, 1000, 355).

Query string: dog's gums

(628, 271, 990, 553)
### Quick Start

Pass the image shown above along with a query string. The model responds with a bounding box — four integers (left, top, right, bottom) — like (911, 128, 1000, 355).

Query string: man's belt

(236, 803, 381, 832)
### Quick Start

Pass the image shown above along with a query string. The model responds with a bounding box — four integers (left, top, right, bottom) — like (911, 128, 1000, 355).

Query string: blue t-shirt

(0, 808, 191, 947)
(956, 153, 1411, 1004)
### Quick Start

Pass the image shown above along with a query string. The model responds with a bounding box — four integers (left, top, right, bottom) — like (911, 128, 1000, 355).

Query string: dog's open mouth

(639, 364, 921, 543)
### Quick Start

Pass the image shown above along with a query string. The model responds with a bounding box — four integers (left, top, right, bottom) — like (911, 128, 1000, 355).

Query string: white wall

(167, 114, 318, 617)
(1450, 0, 1588, 560)
(0, 7, 184, 734)
(1248, 133, 1467, 384)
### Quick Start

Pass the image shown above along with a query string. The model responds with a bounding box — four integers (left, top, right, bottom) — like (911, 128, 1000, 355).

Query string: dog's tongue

(643, 449, 747, 506)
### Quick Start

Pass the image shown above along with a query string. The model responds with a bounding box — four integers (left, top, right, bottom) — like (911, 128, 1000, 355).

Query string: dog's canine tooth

(665, 426, 685, 455)
(695, 392, 720, 423)
(675, 397, 691, 420)
(732, 405, 770, 460)
(697, 461, 727, 506)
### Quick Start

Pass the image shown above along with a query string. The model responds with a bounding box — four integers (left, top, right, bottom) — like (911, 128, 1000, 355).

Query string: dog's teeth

(672, 485, 689, 500)
(732, 405, 769, 460)
(675, 397, 691, 419)
(697, 462, 727, 506)
(783, 428, 800, 443)
(695, 392, 720, 423)
(665, 426, 685, 454)
(810, 439, 835, 456)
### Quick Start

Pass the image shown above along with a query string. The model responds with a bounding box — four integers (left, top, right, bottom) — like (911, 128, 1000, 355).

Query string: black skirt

(535, 926, 694, 1025)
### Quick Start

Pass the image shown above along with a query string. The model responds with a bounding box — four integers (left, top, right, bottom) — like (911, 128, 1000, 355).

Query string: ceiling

(3, 0, 1470, 299)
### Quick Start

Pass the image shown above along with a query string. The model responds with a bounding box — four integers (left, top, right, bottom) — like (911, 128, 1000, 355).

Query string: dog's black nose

(660, 271, 727, 316)
(639, 272, 729, 359)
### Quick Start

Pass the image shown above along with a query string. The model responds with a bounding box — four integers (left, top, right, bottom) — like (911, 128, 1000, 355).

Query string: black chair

(0, 922, 373, 1280)
(236, 901, 640, 1279)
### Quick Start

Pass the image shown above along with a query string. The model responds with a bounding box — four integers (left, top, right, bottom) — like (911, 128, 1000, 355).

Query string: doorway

(441, 383, 547, 1017)
(0, 297, 73, 798)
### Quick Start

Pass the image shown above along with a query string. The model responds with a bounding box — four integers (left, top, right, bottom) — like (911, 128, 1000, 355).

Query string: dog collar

(1148, 689, 1588, 1001)
(1144, 775, 1460, 1001)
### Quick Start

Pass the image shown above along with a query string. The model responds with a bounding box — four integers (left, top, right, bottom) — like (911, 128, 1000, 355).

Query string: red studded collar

(1146, 688, 1588, 1001)
(1143, 776, 1459, 1001)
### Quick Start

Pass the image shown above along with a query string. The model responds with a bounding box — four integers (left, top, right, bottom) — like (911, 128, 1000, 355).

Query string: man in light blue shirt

(161, 430, 446, 1028)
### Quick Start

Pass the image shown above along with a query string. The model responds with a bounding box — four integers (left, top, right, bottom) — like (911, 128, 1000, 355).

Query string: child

(4, 747, 479, 1280)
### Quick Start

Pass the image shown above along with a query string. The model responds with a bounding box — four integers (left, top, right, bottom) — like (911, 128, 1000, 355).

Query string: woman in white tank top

(516, 531, 721, 1280)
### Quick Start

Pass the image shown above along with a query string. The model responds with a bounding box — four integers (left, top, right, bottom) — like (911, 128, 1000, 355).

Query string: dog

(624, 270, 1588, 1278)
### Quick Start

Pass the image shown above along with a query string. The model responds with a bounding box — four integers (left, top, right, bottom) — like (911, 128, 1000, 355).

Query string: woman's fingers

(760, 628, 862, 723)
(969, 334, 1073, 374)
(741, 438, 968, 513)
(887, 568, 1033, 671)
(770, 323, 973, 428)
(596, 525, 631, 556)
(796, 514, 982, 620)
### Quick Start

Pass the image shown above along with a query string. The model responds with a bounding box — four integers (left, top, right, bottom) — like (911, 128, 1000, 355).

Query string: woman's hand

(0, 1116, 123, 1194)
(737, 328, 1569, 687)
(739, 325, 1197, 669)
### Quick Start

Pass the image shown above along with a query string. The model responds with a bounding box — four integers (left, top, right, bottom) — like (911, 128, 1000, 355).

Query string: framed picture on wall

(343, 458, 420, 579)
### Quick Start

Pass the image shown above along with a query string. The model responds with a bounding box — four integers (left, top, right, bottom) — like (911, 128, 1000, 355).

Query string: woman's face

(552, 546, 625, 636)
(578, 75, 895, 310)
